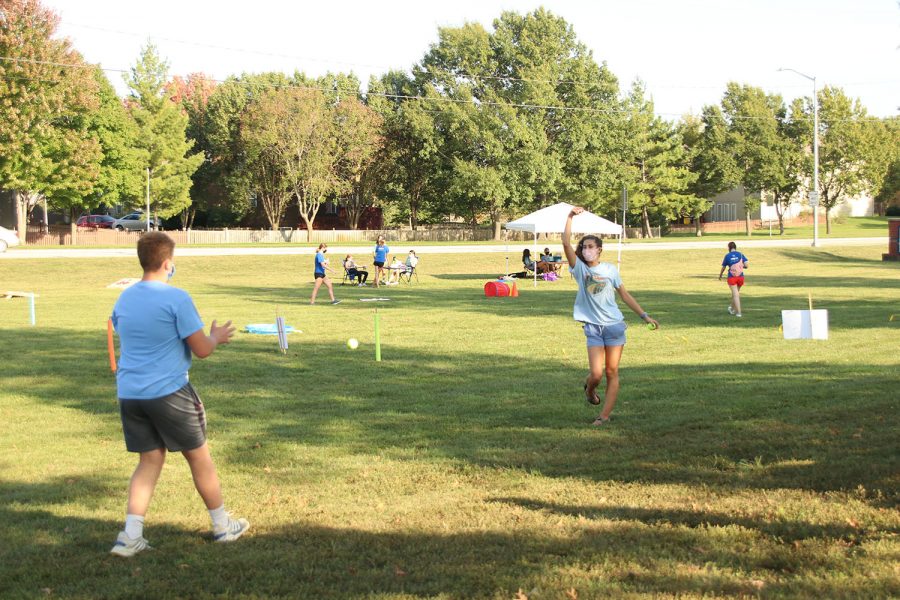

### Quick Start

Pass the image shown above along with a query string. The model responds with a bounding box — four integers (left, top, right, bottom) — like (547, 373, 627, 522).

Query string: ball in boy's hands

(347, 338, 359, 350)
(646, 322, 658, 331)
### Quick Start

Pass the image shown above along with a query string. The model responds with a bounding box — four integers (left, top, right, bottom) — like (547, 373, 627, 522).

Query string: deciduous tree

(0, 0, 101, 241)
(793, 86, 872, 233)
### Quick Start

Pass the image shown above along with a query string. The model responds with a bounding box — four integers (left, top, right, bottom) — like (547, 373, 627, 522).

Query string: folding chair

(341, 265, 366, 286)
(399, 265, 418, 284)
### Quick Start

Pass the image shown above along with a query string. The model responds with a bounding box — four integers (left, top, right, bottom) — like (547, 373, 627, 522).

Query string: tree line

(1, 1, 897, 241)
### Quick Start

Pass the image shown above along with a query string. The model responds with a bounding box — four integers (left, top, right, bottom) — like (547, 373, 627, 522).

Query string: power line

(0, 55, 894, 124)
(60, 20, 900, 92)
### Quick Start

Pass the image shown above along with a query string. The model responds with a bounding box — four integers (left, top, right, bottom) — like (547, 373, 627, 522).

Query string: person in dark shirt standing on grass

(109, 232, 248, 557)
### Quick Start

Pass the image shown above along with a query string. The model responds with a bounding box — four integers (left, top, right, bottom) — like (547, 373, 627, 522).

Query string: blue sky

(47, 0, 899, 117)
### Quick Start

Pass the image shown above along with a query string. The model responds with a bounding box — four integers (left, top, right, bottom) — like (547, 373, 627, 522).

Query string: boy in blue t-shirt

(718, 241, 749, 317)
(109, 232, 248, 557)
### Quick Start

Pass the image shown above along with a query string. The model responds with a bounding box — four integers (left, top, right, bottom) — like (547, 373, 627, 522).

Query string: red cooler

(484, 281, 510, 297)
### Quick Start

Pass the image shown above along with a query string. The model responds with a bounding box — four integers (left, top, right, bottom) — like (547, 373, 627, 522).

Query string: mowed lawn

(0, 245, 897, 599)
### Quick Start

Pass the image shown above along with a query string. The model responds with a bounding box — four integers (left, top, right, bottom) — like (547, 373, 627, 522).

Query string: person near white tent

(504, 202, 622, 287)
(563, 207, 660, 427)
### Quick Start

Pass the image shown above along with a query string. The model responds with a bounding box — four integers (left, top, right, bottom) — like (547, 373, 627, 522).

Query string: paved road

(0, 237, 885, 259)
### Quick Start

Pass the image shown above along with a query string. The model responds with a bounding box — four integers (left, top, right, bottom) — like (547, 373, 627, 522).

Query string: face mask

(582, 248, 599, 262)
(167, 264, 176, 281)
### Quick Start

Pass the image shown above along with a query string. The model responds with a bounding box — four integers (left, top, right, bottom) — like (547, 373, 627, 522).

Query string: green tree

(766, 99, 806, 234)
(621, 82, 697, 238)
(863, 116, 900, 214)
(123, 43, 203, 221)
(369, 72, 443, 229)
(794, 87, 872, 233)
(0, 0, 101, 241)
(874, 159, 900, 212)
(405, 8, 625, 234)
(333, 97, 384, 229)
(168, 73, 217, 228)
(203, 72, 295, 224)
(237, 88, 298, 230)
(88, 67, 146, 212)
(720, 83, 787, 235)
(676, 113, 716, 235)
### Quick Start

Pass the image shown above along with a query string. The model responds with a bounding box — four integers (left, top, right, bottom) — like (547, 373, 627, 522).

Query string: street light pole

(778, 67, 819, 247)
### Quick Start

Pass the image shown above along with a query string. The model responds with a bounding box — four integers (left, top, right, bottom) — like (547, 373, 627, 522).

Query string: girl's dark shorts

(373, 261, 385, 267)
(119, 384, 207, 452)
(314, 272, 326, 279)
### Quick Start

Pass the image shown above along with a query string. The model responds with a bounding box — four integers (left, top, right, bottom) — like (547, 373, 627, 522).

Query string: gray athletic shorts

(119, 383, 207, 453)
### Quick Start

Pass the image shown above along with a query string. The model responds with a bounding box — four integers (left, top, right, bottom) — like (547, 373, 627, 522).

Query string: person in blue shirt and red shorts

(719, 241, 749, 318)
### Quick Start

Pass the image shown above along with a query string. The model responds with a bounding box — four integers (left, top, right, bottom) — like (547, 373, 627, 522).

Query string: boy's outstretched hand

(569, 206, 585, 216)
(210, 320, 235, 345)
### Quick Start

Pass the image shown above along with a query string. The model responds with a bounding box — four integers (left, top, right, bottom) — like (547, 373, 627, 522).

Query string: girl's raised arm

(563, 207, 584, 268)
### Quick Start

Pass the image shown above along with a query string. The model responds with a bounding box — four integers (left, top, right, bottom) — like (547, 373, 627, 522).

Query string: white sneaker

(110, 531, 152, 557)
(213, 516, 250, 543)
(735, 313, 742, 318)
(727, 306, 735, 315)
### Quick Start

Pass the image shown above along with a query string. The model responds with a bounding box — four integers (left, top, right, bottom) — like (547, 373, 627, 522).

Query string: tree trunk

(775, 200, 785, 235)
(14, 191, 27, 245)
(641, 207, 652, 239)
(694, 214, 702, 237)
(492, 217, 502, 241)
(825, 207, 832, 234)
(745, 208, 751, 237)
(409, 201, 418, 231)
(69, 207, 78, 246)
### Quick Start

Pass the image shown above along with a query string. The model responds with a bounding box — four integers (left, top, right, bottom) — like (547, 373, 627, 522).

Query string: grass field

(0, 244, 897, 599)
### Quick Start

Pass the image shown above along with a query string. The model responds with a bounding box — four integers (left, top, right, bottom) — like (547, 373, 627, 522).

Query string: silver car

(113, 213, 160, 231)
(0, 225, 20, 252)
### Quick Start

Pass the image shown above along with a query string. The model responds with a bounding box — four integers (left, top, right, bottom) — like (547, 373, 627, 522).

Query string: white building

(704, 185, 874, 223)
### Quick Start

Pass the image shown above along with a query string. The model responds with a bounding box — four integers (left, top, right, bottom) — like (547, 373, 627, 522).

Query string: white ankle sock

(124, 514, 144, 539)
(209, 504, 229, 529)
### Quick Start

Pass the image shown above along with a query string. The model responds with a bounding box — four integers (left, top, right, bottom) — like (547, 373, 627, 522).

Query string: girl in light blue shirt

(563, 206, 659, 426)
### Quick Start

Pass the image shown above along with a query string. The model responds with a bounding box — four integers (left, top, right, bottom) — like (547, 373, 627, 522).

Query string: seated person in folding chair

(343, 254, 368, 286)
(523, 248, 553, 274)
(386, 255, 407, 285)
(540, 247, 562, 274)
(400, 250, 419, 283)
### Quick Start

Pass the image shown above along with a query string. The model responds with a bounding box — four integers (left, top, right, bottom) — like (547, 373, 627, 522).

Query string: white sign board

(106, 278, 140, 289)
(808, 191, 819, 206)
(782, 309, 829, 340)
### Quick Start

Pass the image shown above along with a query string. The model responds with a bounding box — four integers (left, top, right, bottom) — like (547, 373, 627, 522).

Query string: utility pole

(146, 168, 151, 232)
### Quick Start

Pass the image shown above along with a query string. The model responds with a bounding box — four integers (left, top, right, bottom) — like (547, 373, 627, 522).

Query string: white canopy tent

(504, 202, 623, 287)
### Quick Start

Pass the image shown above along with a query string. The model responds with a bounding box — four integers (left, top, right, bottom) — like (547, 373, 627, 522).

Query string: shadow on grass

(2, 329, 896, 504)
(0, 479, 895, 599)
(201, 278, 900, 331)
(776, 249, 894, 266)
(491, 497, 898, 544)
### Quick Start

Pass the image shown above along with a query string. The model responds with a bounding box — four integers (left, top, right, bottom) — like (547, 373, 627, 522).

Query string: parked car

(113, 213, 160, 231)
(0, 225, 20, 252)
(76, 215, 117, 229)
